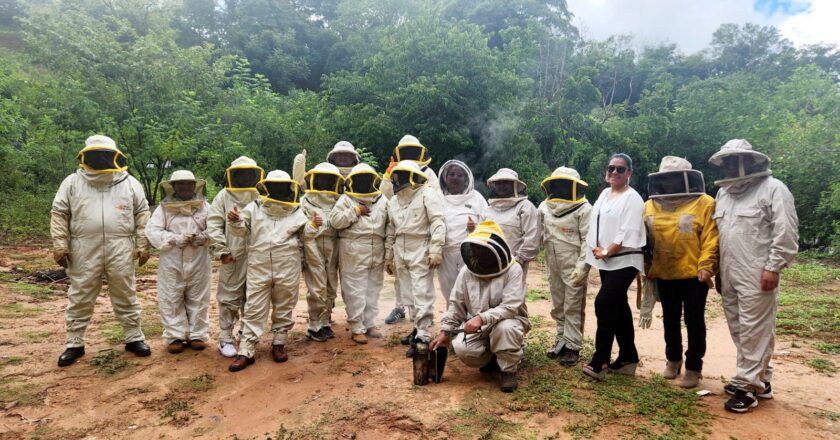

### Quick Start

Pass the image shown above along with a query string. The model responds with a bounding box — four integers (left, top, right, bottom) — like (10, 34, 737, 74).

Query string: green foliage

(90, 350, 129, 375)
(807, 358, 837, 375)
(0, 1, 838, 248)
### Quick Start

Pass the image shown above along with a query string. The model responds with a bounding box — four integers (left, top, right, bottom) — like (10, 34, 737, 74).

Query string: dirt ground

(0, 245, 838, 439)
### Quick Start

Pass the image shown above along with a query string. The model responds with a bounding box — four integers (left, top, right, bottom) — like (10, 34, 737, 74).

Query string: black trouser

(590, 267, 639, 368)
(657, 278, 708, 372)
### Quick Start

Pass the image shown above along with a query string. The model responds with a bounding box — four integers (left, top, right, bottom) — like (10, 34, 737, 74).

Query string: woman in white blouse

(582, 153, 646, 381)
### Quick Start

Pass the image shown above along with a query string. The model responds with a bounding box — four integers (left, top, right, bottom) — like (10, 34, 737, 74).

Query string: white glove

(572, 267, 589, 287)
(293, 149, 307, 186)
(168, 234, 191, 249)
(638, 278, 658, 329)
(190, 232, 208, 247)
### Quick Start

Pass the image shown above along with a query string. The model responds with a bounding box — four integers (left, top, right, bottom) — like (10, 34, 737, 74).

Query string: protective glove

(293, 149, 307, 186)
(638, 277, 657, 329)
(571, 267, 588, 287)
(427, 253, 442, 268)
(190, 232, 208, 247)
(170, 234, 191, 248)
(384, 259, 395, 275)
(383, 156, 398, 179)
(137, 250, 151, 267)
(53, 250, 70, 268)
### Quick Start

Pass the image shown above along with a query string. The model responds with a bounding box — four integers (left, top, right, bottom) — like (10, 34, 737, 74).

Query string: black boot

(559, 349, 581, 367)
(125, 340, 152, 357)
(479, 355, 501, 373)
(401, 329, 417, 346)
(58, 347, 85, 367)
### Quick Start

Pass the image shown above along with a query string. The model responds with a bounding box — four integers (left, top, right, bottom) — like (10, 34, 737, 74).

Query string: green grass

(529, 314, 546, 328)
(510, 329, 710, 439)
(0, 356, 24, 368)
(814, 410, 840, 422)
(782, 262, 840, 285)
(814, 341, 840, 354)
(101, 312, 164, 344)
(90, 350, 130, 375)
(525, 288, 550, 302)
(0, 303, 44, 319)
(20, 330, 51, 342)
(0, 377, 43, 406)
(4, 282, 55, 301)
(173, 373, 215, 393)
(777, 287, 840, 342)
(807, 358, 837, 375)
(442, 404, 524, 439)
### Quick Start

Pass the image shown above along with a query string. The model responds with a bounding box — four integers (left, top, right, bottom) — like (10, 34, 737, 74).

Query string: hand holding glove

(137, 250, 151, 267)
(638, 278, 657, 329)
(384, 259, 395, 275)
(53, 250, 70, 268)
(571, 267, 588, 287)
(427, 253, 442, 268)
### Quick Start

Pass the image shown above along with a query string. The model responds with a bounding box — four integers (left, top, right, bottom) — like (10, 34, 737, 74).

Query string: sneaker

(724, 389, 758, 413)
(757, 382, 773, 399)
(322, 326, 335, 339)
(218, 342, 237, 358)
(307, 328, 328, 342)
(724, 383, 737, 396)
(401, 329, 417, 346)
(500, 371, 518, 392)
(559, 349, 581, 367)
(365, 327, 384, 339)
(663, 360, 682, 379)
(167, 340, 185, 354)
(384, 307, 406, 324)
(725, 381, 772, 399)
(480, 355, 501, 373)
(351, 333, 368, 344)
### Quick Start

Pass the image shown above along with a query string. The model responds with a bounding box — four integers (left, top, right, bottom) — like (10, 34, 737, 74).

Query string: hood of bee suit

(393, 134, 432, 167)
(487, 167, 527, 210)
(76, 135, 129, 186)
(460, 220, 514, 278)
(159, 169, 207, 215)
(541, 166, 589, 216)
(344, 163, 382, 204)
(709, 139, 772, 194)
(327, 141, 361, 177)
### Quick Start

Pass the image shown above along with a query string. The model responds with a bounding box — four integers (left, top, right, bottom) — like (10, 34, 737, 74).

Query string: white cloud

(565, 0, 838, 54)
(778, 0, 840, 46)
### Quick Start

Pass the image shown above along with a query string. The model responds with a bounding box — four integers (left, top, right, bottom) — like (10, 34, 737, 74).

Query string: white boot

(663, 360, 682, 379)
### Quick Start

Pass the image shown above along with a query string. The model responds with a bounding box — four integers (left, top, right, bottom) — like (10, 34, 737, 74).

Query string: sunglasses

(607, 165, 627, 174)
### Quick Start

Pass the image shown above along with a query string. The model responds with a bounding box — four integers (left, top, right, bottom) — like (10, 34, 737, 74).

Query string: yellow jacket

(644, 195, 719, 281)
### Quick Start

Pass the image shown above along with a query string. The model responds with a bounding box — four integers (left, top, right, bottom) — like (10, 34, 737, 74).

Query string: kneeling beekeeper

(430, 220, 530, 393)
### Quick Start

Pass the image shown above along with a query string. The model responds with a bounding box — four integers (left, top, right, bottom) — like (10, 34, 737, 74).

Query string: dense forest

(0, 0, 838, 248)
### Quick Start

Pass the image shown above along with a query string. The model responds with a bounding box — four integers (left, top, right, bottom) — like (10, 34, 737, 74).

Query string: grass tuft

(807, 358, 837, 375)
(526, 288, 550, 302)
(90, 350, 129, 375)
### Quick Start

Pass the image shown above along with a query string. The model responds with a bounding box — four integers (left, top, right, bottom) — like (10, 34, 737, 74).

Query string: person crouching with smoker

(430, 220, 530, 393)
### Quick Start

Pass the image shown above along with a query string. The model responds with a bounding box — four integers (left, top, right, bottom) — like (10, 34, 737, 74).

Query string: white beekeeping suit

(437, 160, 487, 303)
(435, 220, 530, 393)
(481, 168, 541, 289)
(385, 160, 446, 346)
(709, 139, 799, 413)
(329, 163, 388, 344)
(300, 162, 344, 341)
(227, 170, 320, 371)
(381, 135, 441, 325)
(51, 135, 152, 366)
(206, 156, 264, 357)
(538, 167, 592, 366)
(145, 170, 212, 353)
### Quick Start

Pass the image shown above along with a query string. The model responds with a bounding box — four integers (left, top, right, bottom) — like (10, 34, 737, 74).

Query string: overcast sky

(565, 0, 840, 53)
